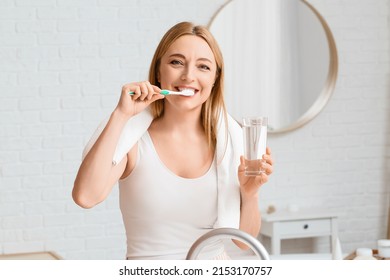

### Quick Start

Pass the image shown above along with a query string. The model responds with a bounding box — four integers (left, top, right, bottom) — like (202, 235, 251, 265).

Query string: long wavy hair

(148, 21, 227, 151)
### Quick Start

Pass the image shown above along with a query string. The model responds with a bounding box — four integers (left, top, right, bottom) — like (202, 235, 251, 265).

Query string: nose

(181, 65, 195, 82)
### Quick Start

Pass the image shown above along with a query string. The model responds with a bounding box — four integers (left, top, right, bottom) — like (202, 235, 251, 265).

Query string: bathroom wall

(262, 0, 390, 253)
(0, 0, 389, 259)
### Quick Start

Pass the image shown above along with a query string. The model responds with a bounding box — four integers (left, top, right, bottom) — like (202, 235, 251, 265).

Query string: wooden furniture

(0, 251, 62, 260)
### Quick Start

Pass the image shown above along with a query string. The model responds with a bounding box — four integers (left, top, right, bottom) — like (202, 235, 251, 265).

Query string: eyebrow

(168, 53, 213, 64)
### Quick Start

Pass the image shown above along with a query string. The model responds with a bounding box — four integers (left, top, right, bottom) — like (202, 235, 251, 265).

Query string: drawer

(278, 218, 331, 238)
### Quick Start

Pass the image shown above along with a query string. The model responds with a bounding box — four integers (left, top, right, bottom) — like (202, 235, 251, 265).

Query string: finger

(122, 84, 136, 96)
(262, 147, 272, 162)
(132, 86, 142, 99)
(259, 173, 268, 184)
(263, 162, 273, 175)
(146, 82, 155, 100)
(139, 82, 149, 101)
(145, 92, 165, 105)
(122, 84, 132, 95)
(262, 153, 273, 165)
(152, 85, 162, 92)
(238, 156, 245, 172)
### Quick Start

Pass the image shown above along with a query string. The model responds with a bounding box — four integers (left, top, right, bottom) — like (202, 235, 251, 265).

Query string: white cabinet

(260, 209, 338, 255)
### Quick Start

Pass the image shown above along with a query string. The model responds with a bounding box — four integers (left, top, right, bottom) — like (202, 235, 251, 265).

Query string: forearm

(235, 150, 274, 250)
(73, 109, 130, 208)
(235, 193, 261, 250)
(240, 194, 261, 236)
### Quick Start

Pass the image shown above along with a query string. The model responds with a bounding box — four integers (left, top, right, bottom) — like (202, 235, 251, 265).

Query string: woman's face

(158, 35, 217, 112)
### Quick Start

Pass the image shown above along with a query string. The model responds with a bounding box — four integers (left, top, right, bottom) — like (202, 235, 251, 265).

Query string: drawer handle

(303, 224, 309, 230)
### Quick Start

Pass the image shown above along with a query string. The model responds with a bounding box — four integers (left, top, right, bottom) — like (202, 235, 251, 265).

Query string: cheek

(200, 84, 213, 99)
(201, 74, 216, 90)
(159, 71, 172, 88)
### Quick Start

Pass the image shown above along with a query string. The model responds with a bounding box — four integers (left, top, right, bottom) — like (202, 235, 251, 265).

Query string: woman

(73, 22, 273, 260)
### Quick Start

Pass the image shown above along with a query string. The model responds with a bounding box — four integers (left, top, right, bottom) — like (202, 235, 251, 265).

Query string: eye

(199, 64, 211, 71)
(170, 59, 183, 66)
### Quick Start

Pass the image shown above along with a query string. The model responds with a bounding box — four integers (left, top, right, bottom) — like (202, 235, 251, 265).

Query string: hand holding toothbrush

(115, 81, 165, 119)
(115, 81, 196, 119)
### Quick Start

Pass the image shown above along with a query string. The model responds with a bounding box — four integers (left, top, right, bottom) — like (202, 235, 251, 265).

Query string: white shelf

(260, 208, 339, 256)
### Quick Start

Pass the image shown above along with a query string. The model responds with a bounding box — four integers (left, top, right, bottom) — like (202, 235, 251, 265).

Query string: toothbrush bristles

(179, 89, 195, 96)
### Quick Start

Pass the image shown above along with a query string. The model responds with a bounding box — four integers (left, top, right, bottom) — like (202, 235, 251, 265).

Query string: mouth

(175, 87, 198, 96)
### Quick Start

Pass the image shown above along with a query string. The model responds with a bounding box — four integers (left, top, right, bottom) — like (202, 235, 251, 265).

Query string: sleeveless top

(119, 132, 225, 260)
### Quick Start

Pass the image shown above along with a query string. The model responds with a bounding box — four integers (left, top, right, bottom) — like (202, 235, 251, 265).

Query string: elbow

(72, 186, 98, 209)
(233, 239, 251, 251)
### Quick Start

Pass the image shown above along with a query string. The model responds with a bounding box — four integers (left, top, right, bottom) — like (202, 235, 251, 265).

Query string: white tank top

(119, 131, 224, 259)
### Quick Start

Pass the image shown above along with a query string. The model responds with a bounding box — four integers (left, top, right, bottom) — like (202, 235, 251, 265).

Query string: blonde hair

(148, 21, 227, 150)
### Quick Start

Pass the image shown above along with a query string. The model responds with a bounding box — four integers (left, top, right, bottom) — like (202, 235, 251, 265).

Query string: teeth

(178, 88, 195, 94)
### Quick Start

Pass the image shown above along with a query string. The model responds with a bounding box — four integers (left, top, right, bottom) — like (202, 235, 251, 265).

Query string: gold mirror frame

(208, 0, 338, 134)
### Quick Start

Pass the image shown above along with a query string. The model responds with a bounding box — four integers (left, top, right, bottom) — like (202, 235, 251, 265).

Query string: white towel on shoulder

(82, 109, 243, 229)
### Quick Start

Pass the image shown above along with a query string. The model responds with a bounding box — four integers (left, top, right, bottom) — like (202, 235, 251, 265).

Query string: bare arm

(72, 82, 164, 208)
(235, 148, 273, 249)
(72, 110, 130, 208)
(239, 193, 261, 236)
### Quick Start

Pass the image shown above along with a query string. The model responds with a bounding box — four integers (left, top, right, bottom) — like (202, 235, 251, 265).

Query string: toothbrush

(128, 89, 195, 96)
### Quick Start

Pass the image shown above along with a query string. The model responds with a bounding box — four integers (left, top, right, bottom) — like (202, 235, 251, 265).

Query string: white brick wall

(261, 0, 390, 254)
(0, 0, 389, 259)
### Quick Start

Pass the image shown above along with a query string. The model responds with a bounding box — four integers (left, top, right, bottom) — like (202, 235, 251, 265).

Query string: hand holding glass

(242, 117, 268, 176)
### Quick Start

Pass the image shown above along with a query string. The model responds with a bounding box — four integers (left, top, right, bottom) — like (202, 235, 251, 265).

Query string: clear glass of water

(242, 117, 268, 176)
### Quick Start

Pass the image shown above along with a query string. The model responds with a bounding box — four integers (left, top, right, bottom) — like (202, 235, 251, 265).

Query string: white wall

(0, 0, 389, 259)
(262, 0, 390, 254)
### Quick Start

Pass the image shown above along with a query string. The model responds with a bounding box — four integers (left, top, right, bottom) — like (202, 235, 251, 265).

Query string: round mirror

(209, 0, 338, 133)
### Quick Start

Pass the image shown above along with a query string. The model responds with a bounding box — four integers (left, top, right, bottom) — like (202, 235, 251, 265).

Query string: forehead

(164, 35, 215, 62)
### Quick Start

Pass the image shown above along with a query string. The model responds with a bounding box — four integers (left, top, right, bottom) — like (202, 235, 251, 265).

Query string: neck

(157, 106, 203, 134)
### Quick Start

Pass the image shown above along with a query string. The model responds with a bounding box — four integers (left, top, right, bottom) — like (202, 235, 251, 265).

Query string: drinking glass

(242, 117, 268, 176)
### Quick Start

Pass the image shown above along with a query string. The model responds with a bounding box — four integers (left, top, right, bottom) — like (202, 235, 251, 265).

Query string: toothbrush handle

(128, 90, 169, 95)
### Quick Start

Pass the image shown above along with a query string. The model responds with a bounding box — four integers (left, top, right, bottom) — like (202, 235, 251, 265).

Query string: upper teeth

(179, 88, 195, 94)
